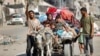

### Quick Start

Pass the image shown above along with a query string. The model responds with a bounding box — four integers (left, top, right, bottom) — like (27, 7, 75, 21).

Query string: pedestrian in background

(80, 7, 94, 56)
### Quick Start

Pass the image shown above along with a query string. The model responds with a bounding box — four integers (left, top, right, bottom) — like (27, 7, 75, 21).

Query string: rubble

(0, 34, 17, 45)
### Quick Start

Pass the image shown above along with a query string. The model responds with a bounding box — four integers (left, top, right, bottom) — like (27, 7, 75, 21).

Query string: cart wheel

(64, 43, 74, 56)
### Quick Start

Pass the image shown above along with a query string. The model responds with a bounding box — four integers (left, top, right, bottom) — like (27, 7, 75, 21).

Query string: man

(80, 7, 94, 56)
(25, 3, 42, 56)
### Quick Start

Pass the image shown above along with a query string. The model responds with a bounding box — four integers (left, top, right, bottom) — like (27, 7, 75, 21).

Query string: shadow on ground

(16, 53, 80, 56)
(16, 53, 26, 56)
(16, 53, 63, 56)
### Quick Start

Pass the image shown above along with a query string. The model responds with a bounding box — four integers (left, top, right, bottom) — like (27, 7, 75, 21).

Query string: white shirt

(27, 19, 41, 35)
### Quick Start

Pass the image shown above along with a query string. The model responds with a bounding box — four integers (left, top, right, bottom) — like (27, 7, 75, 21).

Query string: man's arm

(91, 23, 94, 35)
(90, 17, 94, 38)
(80, 18, 83, 28)
(25, 3, 29, 21)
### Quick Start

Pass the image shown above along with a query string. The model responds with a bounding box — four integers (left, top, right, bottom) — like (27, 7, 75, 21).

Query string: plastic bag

(61, 31, 73, 39)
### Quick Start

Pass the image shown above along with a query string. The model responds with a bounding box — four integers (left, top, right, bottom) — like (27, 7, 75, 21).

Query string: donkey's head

(35, 34, 43, 49)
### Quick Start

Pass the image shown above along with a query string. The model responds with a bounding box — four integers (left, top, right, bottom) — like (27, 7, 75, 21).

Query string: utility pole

(65, 0, 74, 9)
(0, 0, 4, 27)
(59, 0, 62, 8)
(14, 0, 17, 13)
(34, 0, 40, 6)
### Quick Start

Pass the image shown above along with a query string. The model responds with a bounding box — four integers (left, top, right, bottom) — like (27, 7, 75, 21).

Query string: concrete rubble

(0, 34, 17, 45)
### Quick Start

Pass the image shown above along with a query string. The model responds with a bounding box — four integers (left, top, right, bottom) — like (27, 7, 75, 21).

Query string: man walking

(80, 7, 94, 56)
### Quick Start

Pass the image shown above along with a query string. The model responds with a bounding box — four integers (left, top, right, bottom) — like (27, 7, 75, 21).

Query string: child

(50, 23, 59, 45)
(78, 28, 84, 54)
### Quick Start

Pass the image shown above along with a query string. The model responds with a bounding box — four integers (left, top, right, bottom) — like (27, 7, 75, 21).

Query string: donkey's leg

(47, 44, 52, 56)
(46, 45, 48, 56)
(41, 49, 44, 56)
(49, 43, 52, 56)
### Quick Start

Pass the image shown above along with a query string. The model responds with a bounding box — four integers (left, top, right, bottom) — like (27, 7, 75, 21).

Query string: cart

(52, 37, 74, 56)
(62, 37, 74, 56)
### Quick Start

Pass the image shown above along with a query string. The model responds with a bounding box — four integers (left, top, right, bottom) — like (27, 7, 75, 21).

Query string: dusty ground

(0, 20, 100, 56)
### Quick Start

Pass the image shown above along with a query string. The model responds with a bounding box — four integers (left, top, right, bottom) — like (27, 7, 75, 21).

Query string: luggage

(56, 29, 64, 37)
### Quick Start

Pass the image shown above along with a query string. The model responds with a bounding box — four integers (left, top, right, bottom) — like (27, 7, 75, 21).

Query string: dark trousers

(26, 35, 37, 56)
(84, 35, 94, 56)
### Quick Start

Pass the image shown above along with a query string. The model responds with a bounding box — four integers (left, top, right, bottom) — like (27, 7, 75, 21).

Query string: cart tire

(64, 43, 74, 56)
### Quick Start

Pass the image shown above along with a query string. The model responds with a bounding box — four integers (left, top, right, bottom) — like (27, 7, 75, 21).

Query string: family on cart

(26, 2, 94, 56)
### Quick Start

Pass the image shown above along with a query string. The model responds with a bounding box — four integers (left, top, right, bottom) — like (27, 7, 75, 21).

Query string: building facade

(3, 0, 26, 21)
(0, 0, 5, 27)
(4, 0, 26, 14)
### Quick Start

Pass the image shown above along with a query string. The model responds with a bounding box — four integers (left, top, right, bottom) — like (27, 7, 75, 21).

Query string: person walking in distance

(80, 7, 94, 56)
(25, 3, 42, 56)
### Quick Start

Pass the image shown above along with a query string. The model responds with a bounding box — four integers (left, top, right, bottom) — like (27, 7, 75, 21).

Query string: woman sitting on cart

(52, 14, 77, 45)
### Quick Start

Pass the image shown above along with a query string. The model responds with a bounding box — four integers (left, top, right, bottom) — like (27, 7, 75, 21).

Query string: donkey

(34, 33, 44, 56)
(33, 27, 54, 56)
(42, 27, 54, 56)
